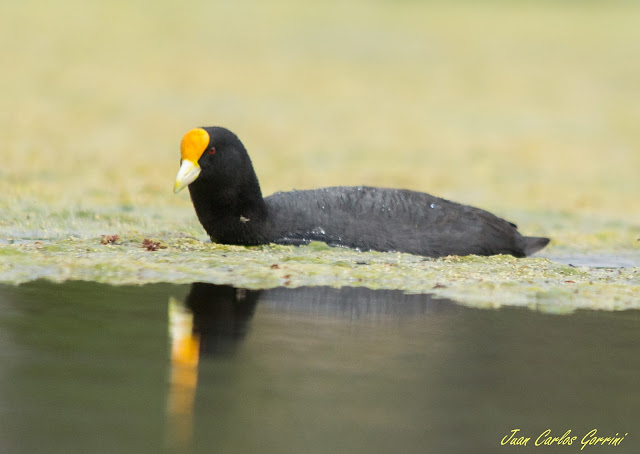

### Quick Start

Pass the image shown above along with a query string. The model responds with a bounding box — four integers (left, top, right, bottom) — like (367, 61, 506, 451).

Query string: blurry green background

(1, 0, 639, 246)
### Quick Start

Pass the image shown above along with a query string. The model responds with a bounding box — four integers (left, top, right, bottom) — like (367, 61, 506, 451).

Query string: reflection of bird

(184, 283, 259, 356)
(166, 285, 259, 448)
(167, 296, 200, 448)
(174, 127, 549, 257)
(165, 282, 459, 448)
(179, 283, 459, 360)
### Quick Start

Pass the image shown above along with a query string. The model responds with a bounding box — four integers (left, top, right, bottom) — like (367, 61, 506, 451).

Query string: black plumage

(177, 127, 549, 258)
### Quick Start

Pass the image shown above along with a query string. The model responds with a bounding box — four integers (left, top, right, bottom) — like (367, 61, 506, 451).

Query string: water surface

(0, 281, 638, 453)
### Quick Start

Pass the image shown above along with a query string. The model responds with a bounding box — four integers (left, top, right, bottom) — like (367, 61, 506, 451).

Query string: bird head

(173, 126, 259, 202)
(173, 128, 210, 193)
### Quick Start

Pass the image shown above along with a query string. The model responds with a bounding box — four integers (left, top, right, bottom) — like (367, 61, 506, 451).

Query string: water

(1, 281, 639, 454)
(546, 252, 640, 269)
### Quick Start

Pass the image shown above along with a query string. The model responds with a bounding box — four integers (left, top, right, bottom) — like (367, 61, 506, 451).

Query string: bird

(173, 127, 549, 258)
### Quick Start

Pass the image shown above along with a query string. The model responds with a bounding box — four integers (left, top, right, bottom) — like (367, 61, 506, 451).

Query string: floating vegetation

(0, 233, 637, 313)
(1, 0, 639, 313)
(100, 234, 120, 245)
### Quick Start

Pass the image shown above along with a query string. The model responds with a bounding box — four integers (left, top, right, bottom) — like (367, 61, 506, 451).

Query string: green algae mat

(1, 0, 639, 311)
(1, 219, 638, 312)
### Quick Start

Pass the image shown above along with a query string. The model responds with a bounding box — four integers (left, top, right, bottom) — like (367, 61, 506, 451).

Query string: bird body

(174, 127, 549, 258)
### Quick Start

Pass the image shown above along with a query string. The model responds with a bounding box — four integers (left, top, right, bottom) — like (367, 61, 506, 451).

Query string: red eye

(208, 147, 216, 155)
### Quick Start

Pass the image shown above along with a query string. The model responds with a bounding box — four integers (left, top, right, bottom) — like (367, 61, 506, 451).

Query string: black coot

(173, 127, 549, 258)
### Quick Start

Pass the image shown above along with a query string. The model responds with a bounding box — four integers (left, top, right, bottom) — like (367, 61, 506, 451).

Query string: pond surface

(0, 281, 639, 453)
(544, 252, 640, 269)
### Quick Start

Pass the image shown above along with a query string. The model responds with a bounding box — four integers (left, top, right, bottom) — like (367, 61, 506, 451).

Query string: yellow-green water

(0, 0, 638, 309)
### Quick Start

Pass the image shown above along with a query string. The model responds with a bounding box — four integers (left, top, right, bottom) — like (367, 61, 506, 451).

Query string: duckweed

(1, 0, 639, 313)
(0, 234, 637, 313)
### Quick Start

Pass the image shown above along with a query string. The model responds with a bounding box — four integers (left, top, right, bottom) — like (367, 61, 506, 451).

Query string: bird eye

(208, 147, 216, 155)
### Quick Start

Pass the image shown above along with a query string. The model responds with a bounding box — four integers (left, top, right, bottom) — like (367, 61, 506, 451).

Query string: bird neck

(188, 175, 270, 245)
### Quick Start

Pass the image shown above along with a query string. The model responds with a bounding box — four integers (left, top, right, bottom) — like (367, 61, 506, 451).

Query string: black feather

(185, 127, 550, 258)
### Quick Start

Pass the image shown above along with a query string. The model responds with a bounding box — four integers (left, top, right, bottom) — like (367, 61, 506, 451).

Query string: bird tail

(520, 236, 550, 256)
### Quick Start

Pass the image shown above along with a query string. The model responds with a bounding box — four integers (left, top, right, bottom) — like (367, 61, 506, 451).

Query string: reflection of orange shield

(167, 297, 200, 448)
